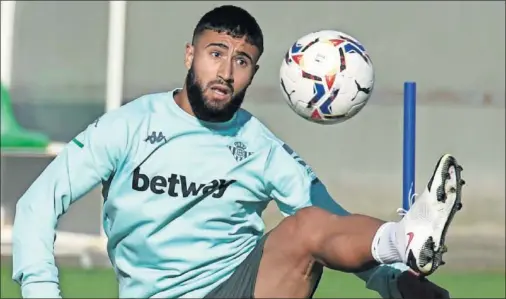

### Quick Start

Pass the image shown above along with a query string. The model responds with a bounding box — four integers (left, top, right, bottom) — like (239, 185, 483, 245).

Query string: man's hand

(396, 270, 450, 299)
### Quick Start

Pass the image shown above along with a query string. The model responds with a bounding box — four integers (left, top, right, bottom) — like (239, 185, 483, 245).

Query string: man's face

(184, 30, 260, 122)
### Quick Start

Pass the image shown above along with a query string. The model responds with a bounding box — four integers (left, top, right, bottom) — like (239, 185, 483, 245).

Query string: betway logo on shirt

(132, 167, 236, 198)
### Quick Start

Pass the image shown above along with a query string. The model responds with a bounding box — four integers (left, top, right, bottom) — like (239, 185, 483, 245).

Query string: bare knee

(291, 207, 337, 253)
(267, 207, 332, 255)
(274, 207, 373, 259)
(291, 207, 377, 271)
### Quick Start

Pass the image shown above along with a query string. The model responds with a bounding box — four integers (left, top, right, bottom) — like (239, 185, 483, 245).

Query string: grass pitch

(1, 265, 504, 298)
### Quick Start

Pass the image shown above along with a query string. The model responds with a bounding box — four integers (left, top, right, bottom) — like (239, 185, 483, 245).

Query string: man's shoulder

(237, 109, 308, 159)
(95, 92, 168, 128)
(117, 92, 169, 116)
(236, 108, 284, 148)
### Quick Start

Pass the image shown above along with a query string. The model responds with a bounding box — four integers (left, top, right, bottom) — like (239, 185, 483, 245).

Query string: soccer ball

(279, 30, 375, 124)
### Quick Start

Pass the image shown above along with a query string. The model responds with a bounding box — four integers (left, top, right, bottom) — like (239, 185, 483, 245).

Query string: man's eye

(211, 51, 221, 57)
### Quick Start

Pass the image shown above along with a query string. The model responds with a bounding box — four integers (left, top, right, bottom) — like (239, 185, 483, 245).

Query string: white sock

(371, 222, 404, 264)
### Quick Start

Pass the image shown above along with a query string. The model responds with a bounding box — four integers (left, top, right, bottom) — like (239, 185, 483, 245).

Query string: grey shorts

(204, 233, 269, 299)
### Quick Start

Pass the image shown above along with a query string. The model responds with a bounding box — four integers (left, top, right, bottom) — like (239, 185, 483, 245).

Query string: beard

(185, 66, 247, 123)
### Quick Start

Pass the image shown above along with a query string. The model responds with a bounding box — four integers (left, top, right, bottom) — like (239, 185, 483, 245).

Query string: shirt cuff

(21, 282, 61, 298)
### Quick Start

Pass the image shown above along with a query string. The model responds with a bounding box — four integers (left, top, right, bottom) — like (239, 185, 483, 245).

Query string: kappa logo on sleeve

(281, 143, 319, 184)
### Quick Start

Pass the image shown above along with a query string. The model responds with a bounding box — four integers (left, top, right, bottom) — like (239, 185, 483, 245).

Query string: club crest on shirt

(228, 141, 252, 162)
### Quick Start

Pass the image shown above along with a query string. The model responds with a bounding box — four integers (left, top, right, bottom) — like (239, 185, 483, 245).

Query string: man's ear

(251, 64, 260, 79)
(246, 65, 260, 87)
(184, 43, 194, 70)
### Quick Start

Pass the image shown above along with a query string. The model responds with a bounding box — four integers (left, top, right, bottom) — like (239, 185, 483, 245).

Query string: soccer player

(12, 5, 464, 299)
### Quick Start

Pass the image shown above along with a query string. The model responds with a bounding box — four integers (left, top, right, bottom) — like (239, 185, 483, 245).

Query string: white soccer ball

(279, 30, 375, 124)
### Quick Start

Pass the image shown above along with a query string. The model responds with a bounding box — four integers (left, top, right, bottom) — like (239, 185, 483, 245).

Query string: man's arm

(264, 141, 406, 299)
(11, 114, 127, 298)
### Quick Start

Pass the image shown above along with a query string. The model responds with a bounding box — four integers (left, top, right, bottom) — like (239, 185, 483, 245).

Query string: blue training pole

(403, 81, 416, 211)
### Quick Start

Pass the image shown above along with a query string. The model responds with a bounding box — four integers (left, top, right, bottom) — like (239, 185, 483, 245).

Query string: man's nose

(218, 57, 234, 82)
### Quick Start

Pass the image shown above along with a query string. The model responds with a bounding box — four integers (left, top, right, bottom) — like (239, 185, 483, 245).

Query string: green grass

(1, 265, 505, 298)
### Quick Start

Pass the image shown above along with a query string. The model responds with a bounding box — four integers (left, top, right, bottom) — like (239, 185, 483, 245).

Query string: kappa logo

(282, 143, 319, 184)
(228, 141, 252, 162)
(144, 131, 167, 145)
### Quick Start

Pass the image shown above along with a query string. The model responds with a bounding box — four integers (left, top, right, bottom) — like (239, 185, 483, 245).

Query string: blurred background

(1, 1, 504, 298)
